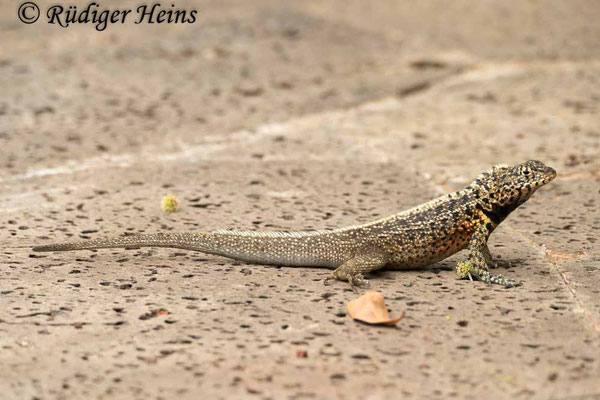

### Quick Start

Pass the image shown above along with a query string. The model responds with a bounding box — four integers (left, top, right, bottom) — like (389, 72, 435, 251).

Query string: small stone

(296, 350, 308, 358)
(320, 346, 341, 356)
(235, 84, 263, 97)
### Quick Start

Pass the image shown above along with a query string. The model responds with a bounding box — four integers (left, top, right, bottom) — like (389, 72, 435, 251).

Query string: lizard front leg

(326, 249, 387, 289)
(456, 224, 520, 287)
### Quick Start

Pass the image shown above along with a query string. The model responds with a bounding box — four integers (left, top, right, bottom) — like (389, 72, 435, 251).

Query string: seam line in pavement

(506, 225, 600, 334)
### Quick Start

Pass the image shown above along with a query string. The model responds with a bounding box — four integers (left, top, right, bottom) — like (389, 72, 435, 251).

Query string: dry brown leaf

(347, 291, 405, 326)
(545, 249, 586, 263)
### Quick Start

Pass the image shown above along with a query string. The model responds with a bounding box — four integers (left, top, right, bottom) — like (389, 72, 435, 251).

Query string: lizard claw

(349, 273, 370, 289)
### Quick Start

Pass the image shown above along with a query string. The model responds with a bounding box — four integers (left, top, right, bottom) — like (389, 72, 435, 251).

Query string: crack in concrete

(439, 59, 600, 89)
(15, 60, 595, 185)
(2, 59, 597, 185)
(0, 65, 469, 184)
(506, 225, 600, 334)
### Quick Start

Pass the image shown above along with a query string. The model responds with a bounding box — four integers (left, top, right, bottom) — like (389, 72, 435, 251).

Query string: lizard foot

(456, 261, 521, 288)
(326, 270, 370, 290)
(348, 273, 370, 290)
(329, 252, 385, 290)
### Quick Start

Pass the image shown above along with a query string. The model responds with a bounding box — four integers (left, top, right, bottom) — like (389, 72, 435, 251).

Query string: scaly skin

(33, 160, 556, 288)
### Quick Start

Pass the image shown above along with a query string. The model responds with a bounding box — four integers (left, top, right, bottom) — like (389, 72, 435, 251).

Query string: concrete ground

(2, 1, 600, 399)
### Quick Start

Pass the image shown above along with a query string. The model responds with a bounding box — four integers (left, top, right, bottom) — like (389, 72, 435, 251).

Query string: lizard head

(471, 160, 556, 220)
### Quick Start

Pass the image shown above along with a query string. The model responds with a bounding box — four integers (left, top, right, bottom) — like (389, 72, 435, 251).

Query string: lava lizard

(33, 160, 556, 288)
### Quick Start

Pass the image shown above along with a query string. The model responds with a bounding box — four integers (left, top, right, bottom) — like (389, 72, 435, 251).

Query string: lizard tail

(31, 231, 346, 268)
(32, 233, 205, 252)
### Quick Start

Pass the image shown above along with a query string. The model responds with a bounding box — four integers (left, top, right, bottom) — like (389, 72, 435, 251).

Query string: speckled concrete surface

(2, 1, 600, 399)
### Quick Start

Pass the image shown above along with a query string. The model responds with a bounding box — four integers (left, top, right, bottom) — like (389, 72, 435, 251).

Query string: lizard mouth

(540, 166, 557, 185)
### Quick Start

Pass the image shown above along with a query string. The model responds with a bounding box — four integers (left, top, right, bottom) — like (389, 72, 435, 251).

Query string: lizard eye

(521, 167, 530, 176)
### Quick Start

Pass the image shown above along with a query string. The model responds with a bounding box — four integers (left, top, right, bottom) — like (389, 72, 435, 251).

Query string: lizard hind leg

(326, 250, 387, 289)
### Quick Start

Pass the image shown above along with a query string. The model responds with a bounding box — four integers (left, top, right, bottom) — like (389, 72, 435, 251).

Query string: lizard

(32, 160, 556, 288)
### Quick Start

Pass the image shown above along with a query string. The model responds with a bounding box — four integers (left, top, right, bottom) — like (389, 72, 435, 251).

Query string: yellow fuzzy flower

(161, 194, 179, 213)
